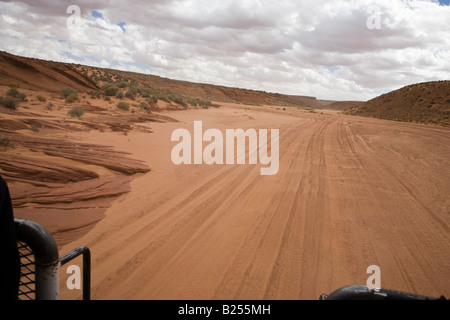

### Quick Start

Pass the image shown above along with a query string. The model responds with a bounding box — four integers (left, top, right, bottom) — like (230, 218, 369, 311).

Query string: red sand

(54, 104, 449, 300)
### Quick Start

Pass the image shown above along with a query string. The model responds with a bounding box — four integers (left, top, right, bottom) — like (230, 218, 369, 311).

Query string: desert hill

(80, 65, 349, 109)
(0, 51, 357, 110)
(0, 51, 100, 93)
(345, 81, 450, 126)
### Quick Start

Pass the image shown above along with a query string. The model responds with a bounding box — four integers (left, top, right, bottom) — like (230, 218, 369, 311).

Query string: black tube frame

(60, 246, 91, 301)
(320, 285, 446, 300)
(14, 219, 91, 300)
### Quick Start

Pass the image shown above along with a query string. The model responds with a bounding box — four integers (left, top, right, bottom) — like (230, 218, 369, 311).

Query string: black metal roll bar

(14, 218, 91, 300)
(320, 285, 446, 300)
(60, 246, 91, 300)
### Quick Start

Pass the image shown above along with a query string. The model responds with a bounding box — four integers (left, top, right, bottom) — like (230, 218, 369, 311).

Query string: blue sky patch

(63, 51, 85, 62)
(92, 10, 104, 19)
(326, 66, 341, 73)
(124, 61, 151, 71)
(117, 22, 127, 32)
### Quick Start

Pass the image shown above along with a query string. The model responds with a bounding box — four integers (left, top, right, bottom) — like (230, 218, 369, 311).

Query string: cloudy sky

(0, 0, 449, 101)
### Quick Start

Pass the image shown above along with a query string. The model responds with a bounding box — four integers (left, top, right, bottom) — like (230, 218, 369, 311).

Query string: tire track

(60, 107, 450, 300)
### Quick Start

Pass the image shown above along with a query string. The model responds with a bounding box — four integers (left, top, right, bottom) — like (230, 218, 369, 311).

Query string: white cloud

(0, 0, 449, 101)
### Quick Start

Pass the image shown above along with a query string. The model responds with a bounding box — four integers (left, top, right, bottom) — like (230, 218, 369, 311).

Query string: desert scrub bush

(150, 89, 171, 103)
(187, 97, 212, 108)
(200, 99, 212, 109)
(104, 85, 120, 97)
(0, 96, 19, 110)
(0, 137, 14, 150)
(115, 91, 124, 99)
(146, 96, 158, 106)
(8, 82, 18, 89)
(128, 85, 139, 95)
(139, 101, 151, 112)
(36, 95, 46, 102)
(28, 125, 39, 132)
(68, 106, 84, 118)
(156, 93, 171, 103)
(6, 88, 26, 101)
(116, 81, 129, 89)
(125, 91, 135, 100)
(117, 101, 130, 111)
(186, 97, 199, 106)
(169, 93, 188, 109)
(87, 91, 100, 99)
(65, 93, 79, 103)
(137, 86, 152, 98)
(304, 108, 316, 113)
(61, 87, 77, 98)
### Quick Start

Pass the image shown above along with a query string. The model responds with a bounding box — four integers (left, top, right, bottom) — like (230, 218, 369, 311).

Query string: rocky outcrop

(0, 108, 175, 246)
(0, 152, 99, 184)
(10, 175, 132, 208)
(5, 133, 150, 175)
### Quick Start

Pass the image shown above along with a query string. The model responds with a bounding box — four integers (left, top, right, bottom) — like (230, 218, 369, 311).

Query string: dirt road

(60, 105, 450, 300)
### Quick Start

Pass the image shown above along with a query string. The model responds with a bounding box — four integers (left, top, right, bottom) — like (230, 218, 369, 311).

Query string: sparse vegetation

(304, 107, 316, 113)
(61, 87, 77, 98)
(0, 137, 14, 150)
(345, 81, 450, 126)
(87, 91, 101, 99)
(95, 77, 219, 111)
(6, 88, 26, 101)
(125, 91, 136, 100)
(115, 91, 124, 99)
(65, 93, 79, 103)
(186, 97, 212, 109)
(80, 67, 326, 112)
(146, 96, 158, 106)
(0, 96, 19, 110)
(117, 101, 130, 111)
(168, 93, 188, 109)
(104, 84, 120, 96)
(28, 125, 39, 132)
(139, 101, 151, 112)
(68, 106, 84, 118)
(36, 95, 46, 102)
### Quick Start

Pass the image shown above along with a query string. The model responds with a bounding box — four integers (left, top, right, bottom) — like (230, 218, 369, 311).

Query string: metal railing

(17, 240, 36, 300)
(60, 246, 91, 300)
(14, 218, 91, 300)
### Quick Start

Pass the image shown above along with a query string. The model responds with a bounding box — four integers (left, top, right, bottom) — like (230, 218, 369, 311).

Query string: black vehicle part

(320, 285, 446, 300)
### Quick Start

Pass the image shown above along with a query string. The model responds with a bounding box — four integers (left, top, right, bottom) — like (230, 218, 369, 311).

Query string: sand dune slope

(60, 106, 450, 300)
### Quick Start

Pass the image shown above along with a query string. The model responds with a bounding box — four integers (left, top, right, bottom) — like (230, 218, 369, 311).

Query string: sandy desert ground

(53, 103, 450, 300)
